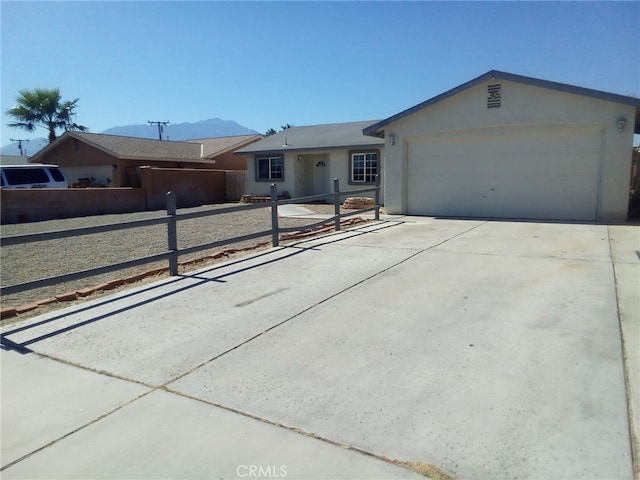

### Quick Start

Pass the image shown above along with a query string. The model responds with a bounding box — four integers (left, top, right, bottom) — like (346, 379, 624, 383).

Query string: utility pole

(10, 138, 30, 156)
(148, 120, 170, 140)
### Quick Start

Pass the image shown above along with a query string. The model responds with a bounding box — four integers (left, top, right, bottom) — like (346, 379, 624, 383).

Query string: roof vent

(487, 84, 502, 108)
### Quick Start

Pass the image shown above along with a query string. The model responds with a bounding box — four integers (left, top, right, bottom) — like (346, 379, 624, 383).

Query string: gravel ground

(1, 202, 360, 320)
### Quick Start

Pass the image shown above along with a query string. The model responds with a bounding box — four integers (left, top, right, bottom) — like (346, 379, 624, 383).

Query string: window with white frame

(256, 156, 284, 181)
(350, 151, 378, 183)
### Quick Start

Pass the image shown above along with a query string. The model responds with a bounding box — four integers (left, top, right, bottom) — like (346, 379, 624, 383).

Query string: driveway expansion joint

(161, 386, 449, 479)
(0, 387, 155, 473)
(607, 225, 640, 478)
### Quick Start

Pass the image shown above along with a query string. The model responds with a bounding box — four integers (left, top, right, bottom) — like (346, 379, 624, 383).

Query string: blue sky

(1, 1, 639, 150)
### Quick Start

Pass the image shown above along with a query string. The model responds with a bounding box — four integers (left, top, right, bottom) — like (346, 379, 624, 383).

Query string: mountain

(100, 118, 259, 140)
(1, 118, 260, 155)
(0, 138, 48, 157)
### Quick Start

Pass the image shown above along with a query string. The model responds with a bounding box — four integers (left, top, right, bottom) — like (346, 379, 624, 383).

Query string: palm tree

(6, 88, 88, 144)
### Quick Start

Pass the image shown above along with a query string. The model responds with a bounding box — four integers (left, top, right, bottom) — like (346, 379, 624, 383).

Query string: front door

(312, 154, 329, 195)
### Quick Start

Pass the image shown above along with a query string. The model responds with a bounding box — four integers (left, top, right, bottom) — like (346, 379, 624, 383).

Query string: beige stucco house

(235, 120, 384, 200)
(364, 70, 640, 221)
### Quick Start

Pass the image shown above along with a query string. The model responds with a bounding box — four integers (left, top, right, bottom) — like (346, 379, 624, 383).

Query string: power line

(148, 120, 170, 140)
(10, 138, 30, 156)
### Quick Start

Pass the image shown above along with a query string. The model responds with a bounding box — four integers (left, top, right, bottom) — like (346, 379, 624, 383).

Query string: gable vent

(487, 84, 502, 108)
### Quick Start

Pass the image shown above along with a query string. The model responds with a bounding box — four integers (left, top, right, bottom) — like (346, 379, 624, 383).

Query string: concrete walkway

(1, 217, 638, 479)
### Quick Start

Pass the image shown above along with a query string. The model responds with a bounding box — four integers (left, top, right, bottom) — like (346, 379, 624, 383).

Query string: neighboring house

(235, 120, 384, 200)
(364, 70, 640, 221)
(0, 155, 31, 165)
(185, 135, 262, 170)
(29, 132, 260, 187)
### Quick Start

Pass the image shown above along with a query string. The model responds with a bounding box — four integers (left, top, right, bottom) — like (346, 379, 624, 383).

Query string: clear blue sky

(1, 1, 639, 149)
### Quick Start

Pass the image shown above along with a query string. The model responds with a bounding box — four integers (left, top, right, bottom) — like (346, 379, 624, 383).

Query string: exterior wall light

(389, 133, 395, 145)
(617, 117, 626, 132)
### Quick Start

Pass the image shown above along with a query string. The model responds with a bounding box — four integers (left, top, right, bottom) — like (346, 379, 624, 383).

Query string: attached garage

(406, 125, 603, 220)
(365, 70, 640, 221)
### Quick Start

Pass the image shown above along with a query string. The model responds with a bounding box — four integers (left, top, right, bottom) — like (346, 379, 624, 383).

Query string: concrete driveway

(1, 217, 638, 479)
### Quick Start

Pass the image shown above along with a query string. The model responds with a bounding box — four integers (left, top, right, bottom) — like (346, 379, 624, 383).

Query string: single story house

(235, 120, 384, 200)
(29, 132, 261, 187)
(364, 70, 640, 221)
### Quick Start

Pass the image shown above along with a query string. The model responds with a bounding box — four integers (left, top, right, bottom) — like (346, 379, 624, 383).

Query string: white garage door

(406, 125, 603, 221)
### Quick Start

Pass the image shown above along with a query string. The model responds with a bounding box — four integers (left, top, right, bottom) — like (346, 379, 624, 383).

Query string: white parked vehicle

(0, 164, 69, 189)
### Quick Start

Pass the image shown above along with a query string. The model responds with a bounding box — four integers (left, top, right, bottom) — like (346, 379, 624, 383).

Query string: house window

(487, 84, 502, 108)
(350, 151, 378, 184)
(256, 156, 284, 181)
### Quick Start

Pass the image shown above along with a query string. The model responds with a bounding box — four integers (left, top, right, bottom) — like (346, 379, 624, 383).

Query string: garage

(406, 125, 603, 220)
(364, 70, 639, 221)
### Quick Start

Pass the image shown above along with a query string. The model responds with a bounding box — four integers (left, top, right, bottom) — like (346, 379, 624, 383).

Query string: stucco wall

(209, 152, 249, 170)
(64, 165, 115, 187)
(382, 79, 635, 220)
(38, 136, 117, 168)
(139, 166, 226, 210)
(0, 188, 147, 224)
(1, 168, 231, 224)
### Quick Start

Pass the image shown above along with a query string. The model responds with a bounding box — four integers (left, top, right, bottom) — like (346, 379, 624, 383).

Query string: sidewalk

(1, 217, 638, 479)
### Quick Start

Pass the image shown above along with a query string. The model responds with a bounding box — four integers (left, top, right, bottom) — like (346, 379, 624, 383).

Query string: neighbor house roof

(184, 134, 262, 158)
(30, 131, 210, 163)
(0, 155, 30, 165)
(363, 70, 640, 137)
(235, 120, 383, 155)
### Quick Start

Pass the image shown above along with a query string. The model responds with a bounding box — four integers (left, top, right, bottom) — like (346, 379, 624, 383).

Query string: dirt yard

(1, 202, 362, 321)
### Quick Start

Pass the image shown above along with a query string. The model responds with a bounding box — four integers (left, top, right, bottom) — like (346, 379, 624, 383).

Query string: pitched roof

(184, 134, 262, 158)
(363, 70, 640, 137)
(31, 131, 205, 162)
(235, 120, 383, 155)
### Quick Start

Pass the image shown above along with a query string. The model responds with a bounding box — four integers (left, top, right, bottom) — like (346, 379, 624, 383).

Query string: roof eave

(28, 132, 76, 160)
(363, 71, 494, 136)
(236, 142, 384, 156)
(363, 70, 640, 136)
(123, 155, 214, 164)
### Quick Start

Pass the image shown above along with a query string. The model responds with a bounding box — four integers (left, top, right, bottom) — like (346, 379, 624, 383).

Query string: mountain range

(1, 118, 261, 156)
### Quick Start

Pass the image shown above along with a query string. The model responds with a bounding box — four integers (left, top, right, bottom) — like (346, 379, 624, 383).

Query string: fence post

(270, 183, 279, 247)
(166, 191, 178, 276)
(334, 178, 341, 231)
(375, 174, 380, 221)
